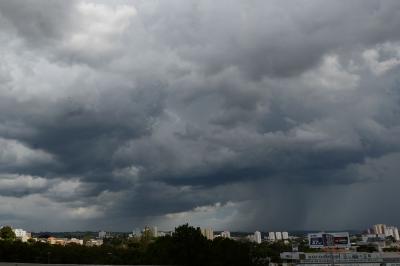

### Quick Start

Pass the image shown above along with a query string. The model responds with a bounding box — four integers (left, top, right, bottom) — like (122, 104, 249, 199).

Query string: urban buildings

(374, 224, 387, 235)
(386, 226, 400, 241)
(85, 239, 103, 247)
(129, 228, 142, 238)
(360, 224, 400, 251)
(267, 231, 289, 242)
(254, 231, 262, 244)
(151, 226, 158, 238)
(201, 227, 214, 240)
(46, 237, 84, 245)
(308, 232, 350, 248)
(47, 237, 66, 245)
(68, 238, 84, 245)
(220, 231, 231, 238)
(2, 222, 400, 250)
(369, 224, 400, 241)
(98, 230, 107, 239)
(142, 226, 158, 238)
(13, 228, 27, 238)
(0, 226, 31, 242)
(361, 234, 386, 243)
(268, 232, 276, 241)
(12, 228, 31, 242)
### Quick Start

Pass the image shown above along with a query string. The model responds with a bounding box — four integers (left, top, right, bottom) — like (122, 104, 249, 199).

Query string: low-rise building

(47, 237, 67, 245)
(66, 238, 83, 245)
(85, 239, 103, 247)
(12, 228, 31, 242)
(47, 237, 84, 246)
(13, 228, 27, 238)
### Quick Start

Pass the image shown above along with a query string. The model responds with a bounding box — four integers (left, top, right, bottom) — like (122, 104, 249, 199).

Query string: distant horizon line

(26, 229, 365, 233)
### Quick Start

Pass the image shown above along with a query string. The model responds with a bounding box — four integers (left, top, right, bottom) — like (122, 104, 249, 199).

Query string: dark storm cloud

(1, 0, 400, 230)
(136, 0, 400, 78)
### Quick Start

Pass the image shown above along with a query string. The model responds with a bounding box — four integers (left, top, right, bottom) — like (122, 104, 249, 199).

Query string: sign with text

(308, 232, 350, 248)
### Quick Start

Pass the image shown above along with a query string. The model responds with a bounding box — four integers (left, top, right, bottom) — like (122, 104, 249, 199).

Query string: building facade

(201, 227, 214, 240)
(374, 224, 387, 235)
(282, 231, 289, 240)
(254, 231, 262, 244)
(221, 231, 231, 238)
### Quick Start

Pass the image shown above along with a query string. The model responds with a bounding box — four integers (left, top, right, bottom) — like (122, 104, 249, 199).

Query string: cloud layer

(1, 0, 400, 231)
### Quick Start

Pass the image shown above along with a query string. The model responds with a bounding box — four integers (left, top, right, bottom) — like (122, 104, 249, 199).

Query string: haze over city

(1, 0, 400, 232)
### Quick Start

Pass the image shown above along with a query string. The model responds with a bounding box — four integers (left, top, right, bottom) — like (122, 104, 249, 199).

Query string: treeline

(0, 224, 292, 266)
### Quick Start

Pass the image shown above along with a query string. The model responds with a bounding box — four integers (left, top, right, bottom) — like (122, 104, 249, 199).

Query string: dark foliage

(357, 245, 378, 253)
(0, 224, 288, 265)
(0, 226, 16, 241)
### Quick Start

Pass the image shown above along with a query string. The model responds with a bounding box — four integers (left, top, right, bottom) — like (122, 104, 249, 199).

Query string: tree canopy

(0, 226, 16, 241)
(0, 224, 290, 265)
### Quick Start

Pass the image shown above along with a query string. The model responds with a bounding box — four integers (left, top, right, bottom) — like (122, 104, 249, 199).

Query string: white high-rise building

(254, 231, 262, 244)
(386, 227, 394, 237)
(221, 231, 231, 238)
(151, 226, 158, 238)
(394, 227, 400, 241)
(275, 232, 283, 240)
(282, 232, 289, 240)
(201, 227, 214, 240)
(98, 231, 107, 239)
(374, 224, 386, 235)
(268, 232, 276, 241)
(385, 226, 400, 241)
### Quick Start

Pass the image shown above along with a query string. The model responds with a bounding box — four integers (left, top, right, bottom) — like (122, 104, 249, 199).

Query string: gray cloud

(0, 0, 400, 231)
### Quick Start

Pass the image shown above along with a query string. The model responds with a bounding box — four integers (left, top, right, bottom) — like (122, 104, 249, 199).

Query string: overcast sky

(1, 0, 400, 232)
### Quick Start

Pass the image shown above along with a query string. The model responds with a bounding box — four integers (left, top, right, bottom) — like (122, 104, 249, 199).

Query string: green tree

(140, 228, 152, 245)
(0, 226, 16, 241)
(171, 224, 210, 265)
(210, 237, 251, 266)
(146, 235, 174, 264)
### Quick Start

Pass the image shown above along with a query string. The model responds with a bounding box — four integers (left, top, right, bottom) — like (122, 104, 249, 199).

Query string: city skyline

(1, 0, 400, 231)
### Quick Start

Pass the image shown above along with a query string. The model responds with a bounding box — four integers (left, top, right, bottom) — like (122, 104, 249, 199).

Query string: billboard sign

(308, 232, 350, 248)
